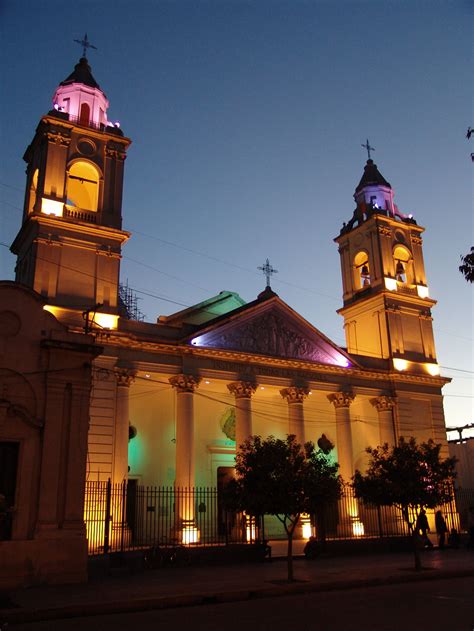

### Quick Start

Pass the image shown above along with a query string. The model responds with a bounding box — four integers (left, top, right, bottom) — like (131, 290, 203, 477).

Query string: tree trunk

(287, 530, 294, 581)
(412, 530, 421, 571)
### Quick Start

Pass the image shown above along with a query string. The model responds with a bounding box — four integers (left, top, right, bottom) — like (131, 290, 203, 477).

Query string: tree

(459, 246, 474, 283)
(225, 434, 342, 581)
(353, 437, 457, 571)
(459, 128, 473, 282)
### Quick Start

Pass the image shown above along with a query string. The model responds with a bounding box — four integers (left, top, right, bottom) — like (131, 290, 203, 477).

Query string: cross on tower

(74, 33, 98, 58)
(361, 138, 375, 160)
(258, 258, 278, 288)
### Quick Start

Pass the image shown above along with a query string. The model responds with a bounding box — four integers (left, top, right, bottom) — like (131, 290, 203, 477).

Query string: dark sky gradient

(1, 1, 472, 429)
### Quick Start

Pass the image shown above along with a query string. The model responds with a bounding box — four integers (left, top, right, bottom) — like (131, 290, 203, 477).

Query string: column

(169, 374, 201, 543)
(370, 396, 396, 446)
(281, 387, 310, 538)
(327, 392, 362, 537)
(227, 381, 256, 452)
(280, 387, 309, 446)
(327, 392, 355, 482)
(113, 369, 135, 484)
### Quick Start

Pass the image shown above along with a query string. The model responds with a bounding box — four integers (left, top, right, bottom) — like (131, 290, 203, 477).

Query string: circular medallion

(0, 311, 21, 337)
(77, 139, 96, 157)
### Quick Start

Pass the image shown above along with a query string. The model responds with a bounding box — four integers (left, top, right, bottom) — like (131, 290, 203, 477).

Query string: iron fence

(84, 480, 464, 555)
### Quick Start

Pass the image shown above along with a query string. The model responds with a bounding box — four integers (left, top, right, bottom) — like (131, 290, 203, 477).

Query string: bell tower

(11, 54, 131, 329)
(334, 157, 439, 376)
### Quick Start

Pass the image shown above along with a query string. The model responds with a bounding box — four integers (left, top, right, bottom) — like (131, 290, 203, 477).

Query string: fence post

(120, 479, 127, 553)
(104, 478, 112, 554)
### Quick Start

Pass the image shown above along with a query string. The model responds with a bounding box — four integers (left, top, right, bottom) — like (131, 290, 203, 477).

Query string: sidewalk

(2, 545, 474, 625)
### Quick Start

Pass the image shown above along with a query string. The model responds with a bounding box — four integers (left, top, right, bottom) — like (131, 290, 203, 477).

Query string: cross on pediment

(258, 258, 278, 288)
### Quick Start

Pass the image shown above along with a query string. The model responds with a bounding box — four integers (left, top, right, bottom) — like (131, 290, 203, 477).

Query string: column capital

(280, 386, 309, 404)
(370, 395, 396, 412)
(327, 392, 355, 409)
(114, 369, 135, 388)
(169, 374, 201, 393)
(227, 381, 257, 399)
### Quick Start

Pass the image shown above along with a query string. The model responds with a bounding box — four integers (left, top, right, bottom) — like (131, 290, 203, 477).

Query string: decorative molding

(280, 386, 309, 404)
(227, 381, 256, 399)
(327, 392, 355, 408)
(370, 395, 396, 412)
(106, 145, 127, 160)
(377, 226, 392, 237)
(411, 234, 423, 246)
(0, 400, 43, 430)
(46, 130, 71, 147)
(169, 374, 201, 393)
(114, 369, 135, 388)
(219, 408, 236, 441)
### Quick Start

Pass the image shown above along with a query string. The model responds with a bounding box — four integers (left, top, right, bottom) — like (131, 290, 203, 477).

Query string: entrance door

(0, 441, 19, 540)
(217, 466, 235, 538)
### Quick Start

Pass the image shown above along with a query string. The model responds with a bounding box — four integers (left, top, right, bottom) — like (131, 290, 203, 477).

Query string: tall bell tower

(11, 53, 131, 329)
(334, 156, 439, 377)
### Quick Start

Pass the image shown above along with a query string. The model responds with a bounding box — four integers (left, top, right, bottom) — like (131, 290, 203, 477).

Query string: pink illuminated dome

(52, 57, 110, 128)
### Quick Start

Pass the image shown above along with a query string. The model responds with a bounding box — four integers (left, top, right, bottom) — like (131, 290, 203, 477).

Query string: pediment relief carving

(195, 309, 342, 365)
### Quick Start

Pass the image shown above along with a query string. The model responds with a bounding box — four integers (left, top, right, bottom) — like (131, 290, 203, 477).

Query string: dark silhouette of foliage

(459, 246, 474, 283)
(353, 437, 456, 570)
(225, 434, 341, 581)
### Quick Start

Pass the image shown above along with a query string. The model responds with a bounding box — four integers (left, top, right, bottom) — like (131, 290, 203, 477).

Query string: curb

(2, 568, 473, 625)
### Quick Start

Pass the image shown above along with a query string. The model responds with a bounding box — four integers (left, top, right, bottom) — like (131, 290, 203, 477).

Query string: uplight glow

(301, 514, 312, 540)
(93, 313, 119, 330)
(384, 277, 398, 291)
(425, 363, 440, 376)
(352, 520, 365, 537)
(417, 285, 430, 299)
(41, 198, 63, 217)
(393, 358, 409, 371)
(181, 525, 199, 545)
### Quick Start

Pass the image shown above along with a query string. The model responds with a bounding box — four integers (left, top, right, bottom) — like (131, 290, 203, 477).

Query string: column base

(337, 516, 365, 538)
(181, 519, 199, 544)
(300, 513, 312, 540)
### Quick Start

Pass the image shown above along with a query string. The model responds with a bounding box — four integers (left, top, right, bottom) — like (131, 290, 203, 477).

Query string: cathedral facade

(1, 55, 450, 585)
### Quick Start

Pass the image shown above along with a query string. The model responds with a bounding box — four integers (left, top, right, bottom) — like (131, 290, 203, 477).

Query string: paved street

(9, 577, 474, 631)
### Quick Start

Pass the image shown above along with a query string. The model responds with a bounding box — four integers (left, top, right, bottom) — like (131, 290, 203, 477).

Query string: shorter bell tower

(11, 54, 131, 329)
(334, 157, 439, 376)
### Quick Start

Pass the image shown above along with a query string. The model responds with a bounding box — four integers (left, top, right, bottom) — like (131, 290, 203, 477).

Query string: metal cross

(258, 258, 278, 288)
(361, 139, 375, 160)
(74, 33, 98, 58)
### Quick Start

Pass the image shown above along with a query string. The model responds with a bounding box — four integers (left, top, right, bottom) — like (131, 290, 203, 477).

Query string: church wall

(252, 388, 288, 441)
(350, 395, 381, 474)
(194, 384, 235, 487)
(304, 391, 336, 449)
(128, 376, 176, 486)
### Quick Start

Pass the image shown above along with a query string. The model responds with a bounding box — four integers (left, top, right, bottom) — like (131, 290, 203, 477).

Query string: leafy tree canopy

(353, 437, 456, 515)
(230, 434, 341, 525)
(459, 246, 474, 283)
(224, 434, 342, 580)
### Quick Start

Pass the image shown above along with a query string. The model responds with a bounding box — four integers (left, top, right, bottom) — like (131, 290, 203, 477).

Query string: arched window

(79, 102, 90, 127)
(66, 161, 99, 212)
(354, 251, 370, 289)
(28, 168, 39, 214)
(393, 245, 412, 284)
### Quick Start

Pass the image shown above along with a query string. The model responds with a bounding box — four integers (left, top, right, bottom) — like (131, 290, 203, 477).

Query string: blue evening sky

(0, 0, 472, 430)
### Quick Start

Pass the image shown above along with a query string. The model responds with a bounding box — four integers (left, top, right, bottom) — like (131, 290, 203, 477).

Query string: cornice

(41, 114, 132, 147)
(95, 330, 450, 388)
(11, 214, 130, 253)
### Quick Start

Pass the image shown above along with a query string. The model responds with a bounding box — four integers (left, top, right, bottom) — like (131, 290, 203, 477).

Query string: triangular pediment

(187, 298, 352, 368)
